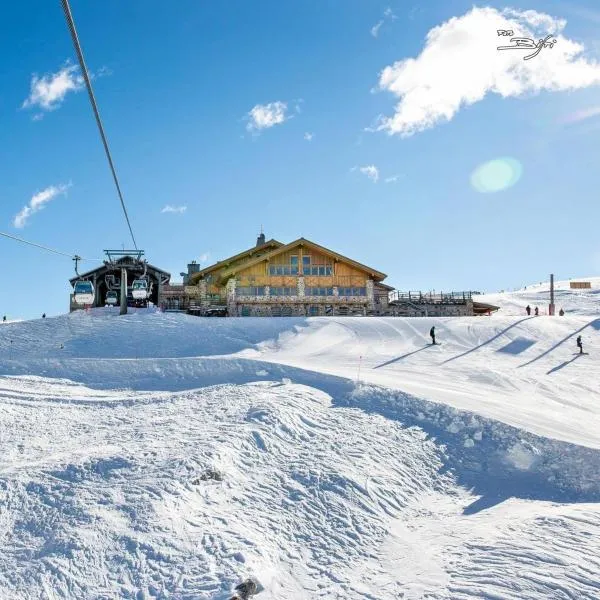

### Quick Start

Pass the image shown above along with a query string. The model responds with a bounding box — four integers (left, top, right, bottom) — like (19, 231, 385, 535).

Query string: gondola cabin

(73, 280, 94, 305)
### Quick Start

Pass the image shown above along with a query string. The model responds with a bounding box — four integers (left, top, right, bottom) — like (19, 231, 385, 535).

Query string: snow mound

(1, 376, 599, 599)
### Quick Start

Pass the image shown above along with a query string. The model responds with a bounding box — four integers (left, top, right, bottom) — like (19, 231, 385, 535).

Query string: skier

(559, 308, 565, 316)
(430, 326, 436, 345)
(42, 313, 46, 319)
(2, 315, 5, 322)
(526, 305, 531, 316)
(534, 306, 539, 316)
(576, 335, 583, 354)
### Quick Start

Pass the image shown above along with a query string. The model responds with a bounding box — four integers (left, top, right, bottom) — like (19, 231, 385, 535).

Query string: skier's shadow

(547, 353, 583, 374)
(373, 345, 431, 369)
(442, 317, 535, 364)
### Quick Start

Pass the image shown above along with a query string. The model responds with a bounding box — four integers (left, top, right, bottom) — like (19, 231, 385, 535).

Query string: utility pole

(549, 273, 555, 316)
(120, 267, 128, 315)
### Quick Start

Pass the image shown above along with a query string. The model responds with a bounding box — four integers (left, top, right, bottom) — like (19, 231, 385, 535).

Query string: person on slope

(430, 326, 436, 345)
(577, 335, 583, 354)
(559, 308, 565, 316)
(534, 306, 539, 316)
(526, 305, 531, 316)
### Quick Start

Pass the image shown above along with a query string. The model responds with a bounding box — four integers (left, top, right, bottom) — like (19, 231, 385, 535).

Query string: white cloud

(13, 183, 71, 228)
(246, 101, 289, 133)
(356, 165, 379, 182)
(199, 252, 210, 263)
(373, 7, 600, 137)
(22, 64, 84, 113)
(385, 174, 404, 183)
(371, 21, 384, 38)
(371, 7, 396, 38)
(561, 106, 600, 124)
(304, 132, 314, 141)
(161, 205, 187, 214)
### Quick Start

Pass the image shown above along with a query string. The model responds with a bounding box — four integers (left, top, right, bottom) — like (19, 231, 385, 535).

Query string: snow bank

(1, 374, 599, 599)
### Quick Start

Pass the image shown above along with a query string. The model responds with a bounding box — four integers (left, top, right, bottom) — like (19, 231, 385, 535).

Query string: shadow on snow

(2, 355, 598, 516)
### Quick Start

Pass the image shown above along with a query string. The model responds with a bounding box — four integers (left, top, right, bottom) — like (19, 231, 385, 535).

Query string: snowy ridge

(0, 304, 599, 598)
(480, 276, 600, 316)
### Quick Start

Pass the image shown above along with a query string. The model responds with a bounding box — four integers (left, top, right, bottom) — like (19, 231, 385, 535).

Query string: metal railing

(389, 291, 476, 305)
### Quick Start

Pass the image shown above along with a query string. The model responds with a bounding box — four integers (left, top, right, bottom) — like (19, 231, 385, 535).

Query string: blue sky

(2, 0, 600, 319)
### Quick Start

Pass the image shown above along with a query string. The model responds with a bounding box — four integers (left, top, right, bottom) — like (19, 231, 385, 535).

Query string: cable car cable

(0, 230, 102, 262)
(60, 0, 139, 251)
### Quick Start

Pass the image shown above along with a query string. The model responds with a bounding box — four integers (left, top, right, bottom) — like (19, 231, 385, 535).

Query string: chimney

(256, 232, 266, 247)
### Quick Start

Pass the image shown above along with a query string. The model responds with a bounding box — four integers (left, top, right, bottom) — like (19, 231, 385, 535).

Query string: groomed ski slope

(0, 282, 598, 599)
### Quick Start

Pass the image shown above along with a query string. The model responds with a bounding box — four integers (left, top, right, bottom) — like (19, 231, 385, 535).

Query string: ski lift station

(69, 250, 170, 311)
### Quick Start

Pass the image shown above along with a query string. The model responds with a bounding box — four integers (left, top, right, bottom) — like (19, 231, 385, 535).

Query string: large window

(307, 287, 333, 296)
(268, 265, 298, 275)
(270, 287, 296, 296)
(236, 286, 265, 296)
(302, 255, 333, 276)
(338, 287, 366, 296)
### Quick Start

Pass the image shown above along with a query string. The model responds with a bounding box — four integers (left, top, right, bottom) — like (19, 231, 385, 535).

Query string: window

(270, 287, 296, 296)
(269, 264, 299, 276)
(236, 286, 265, 296)
(291, 255, 298, 265)
(302, 256, 310, 275)
(307, 287, 333, 296)
(338, 287, 366, 296)
(301, 259, 333, 276)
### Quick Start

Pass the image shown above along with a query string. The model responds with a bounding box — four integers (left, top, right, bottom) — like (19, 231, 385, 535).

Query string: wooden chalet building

(166, 234, 394, 316)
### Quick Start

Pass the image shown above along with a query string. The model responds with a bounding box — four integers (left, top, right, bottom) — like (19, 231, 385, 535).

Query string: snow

(0, 283, 598, 598)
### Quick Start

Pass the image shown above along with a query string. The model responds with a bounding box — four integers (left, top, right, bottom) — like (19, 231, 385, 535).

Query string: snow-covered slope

(0, 300, 599, 599)
(480, 276, 600, 316)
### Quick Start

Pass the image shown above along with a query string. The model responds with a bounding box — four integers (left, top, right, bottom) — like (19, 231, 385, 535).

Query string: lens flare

(470, 157, 523, 193)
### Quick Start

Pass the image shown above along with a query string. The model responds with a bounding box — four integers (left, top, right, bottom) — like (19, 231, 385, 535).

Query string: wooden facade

(570, 281, 591, 289)
(179, 235, 393, 316)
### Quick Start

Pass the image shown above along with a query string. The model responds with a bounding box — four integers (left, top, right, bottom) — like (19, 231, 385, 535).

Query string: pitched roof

(69, 260, 171, 284)
(220, 237, 387, 281)
(188, 239, 284, 284)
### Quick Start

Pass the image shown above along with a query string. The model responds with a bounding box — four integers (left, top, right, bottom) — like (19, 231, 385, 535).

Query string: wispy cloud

(352, 165, 379, 182)
(371, 7, 396, 38)
(22, 62, 111, 119)
(13, 183, 72, 228)
(22, 63, 84, 114)
(161, 205, 187, 214)
(372, 7, 600, 137)
(561, 106, 600, 125)
(246, 101, 289, 133)
(385, 174, 404, 183)
(199, 252, 210, 263)
(304, 131, 314, 141)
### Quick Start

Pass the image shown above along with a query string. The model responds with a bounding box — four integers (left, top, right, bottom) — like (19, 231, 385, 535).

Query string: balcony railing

(389, 291, 475, 305)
